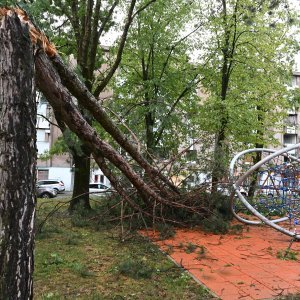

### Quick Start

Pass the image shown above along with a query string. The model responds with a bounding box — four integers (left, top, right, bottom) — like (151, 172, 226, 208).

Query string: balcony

(284, 126, 297, 134)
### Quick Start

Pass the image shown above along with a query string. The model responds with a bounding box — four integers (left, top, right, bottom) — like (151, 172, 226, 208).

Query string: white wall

(91, 168, 111, 187)
(36, 140, 49, 154)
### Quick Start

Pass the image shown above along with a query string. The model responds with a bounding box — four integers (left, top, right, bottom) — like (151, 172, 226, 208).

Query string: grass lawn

(34, 197, 214, 299)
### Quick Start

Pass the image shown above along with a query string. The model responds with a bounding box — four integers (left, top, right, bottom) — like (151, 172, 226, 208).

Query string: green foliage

(70, 205, 95, 227)
(65, 234, 81, 246)
(116, 258, 155, 279)
(201, 214, 230, 234)
(197, 245, 207, 258)
(70, 262, 96, 278)
(35, 221, 62, 240)
(41, 292, 61, 300)
(155, 223, 176, 240)
(111, 0, 201, 158)
(277, 249, 298, 261)
(184, 242, 198, 254)
(38, 135, 71, 160)
(229, 224, 244, 235)
(43, 253, 65, 266)
(194, 0, 299, 180)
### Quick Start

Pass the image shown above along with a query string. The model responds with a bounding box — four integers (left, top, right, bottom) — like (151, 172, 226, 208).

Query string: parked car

(89, 183, 110, 196)
(215, 183, 248, 197)
(36, 186, 57, 198)
(37, 179, 65, 193)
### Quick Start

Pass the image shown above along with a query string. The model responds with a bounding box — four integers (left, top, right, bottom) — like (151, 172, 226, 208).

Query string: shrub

(117, 259, 155, 279)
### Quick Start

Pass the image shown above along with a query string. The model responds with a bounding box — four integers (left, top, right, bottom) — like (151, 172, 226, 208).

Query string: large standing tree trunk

(0, 13, 36, 299)
(70, 147, 91, 210)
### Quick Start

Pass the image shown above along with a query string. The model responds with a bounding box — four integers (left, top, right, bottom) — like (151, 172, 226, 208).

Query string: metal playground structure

(230, 144, 300, 240)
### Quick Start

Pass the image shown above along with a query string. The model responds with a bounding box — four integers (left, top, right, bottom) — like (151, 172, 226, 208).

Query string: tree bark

(51, 55, 179, 196)
(70, 148, 92, 210)
(211, 0, 232, 189)
(0, 13, 36, 300)
(35, 51, 181, 208)
(37, 57, 158, 204)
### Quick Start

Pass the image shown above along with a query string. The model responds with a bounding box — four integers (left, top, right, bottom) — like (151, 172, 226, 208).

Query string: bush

(117, 259, 155, 279)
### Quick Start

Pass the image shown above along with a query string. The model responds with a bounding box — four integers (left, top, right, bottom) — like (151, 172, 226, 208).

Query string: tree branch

(93, 0, 137, 97)
(37, 113, 60, 128)
(36, 50, 176, 206)
(93, 0, 157, 98)
(155, 74, 201, 145)
(51, 54, 179, 195)
(88, 0, 119, 80)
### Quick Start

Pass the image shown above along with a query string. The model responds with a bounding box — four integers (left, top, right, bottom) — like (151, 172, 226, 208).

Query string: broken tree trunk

(35, 51, 176, 207)
(0, 8, 206, 226)
(50, 56, 180, 196)
(0, 12, 36, 300)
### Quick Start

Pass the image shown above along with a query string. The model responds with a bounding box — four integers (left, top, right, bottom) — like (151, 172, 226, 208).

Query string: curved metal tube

(229, 144, 300, 239)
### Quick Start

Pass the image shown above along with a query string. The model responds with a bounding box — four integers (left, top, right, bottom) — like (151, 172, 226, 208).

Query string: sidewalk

(146, 222, 300, 299)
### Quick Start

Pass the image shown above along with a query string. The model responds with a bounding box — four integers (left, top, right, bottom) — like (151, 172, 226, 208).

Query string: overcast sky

(101, 1, 300, 70)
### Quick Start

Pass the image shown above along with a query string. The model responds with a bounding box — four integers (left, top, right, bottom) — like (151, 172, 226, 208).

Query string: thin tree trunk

(0, 13, 36, 300)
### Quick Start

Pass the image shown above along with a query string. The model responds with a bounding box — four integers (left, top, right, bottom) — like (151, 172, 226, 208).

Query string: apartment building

(36, 96, 74, 190)
(36, 94, 112, 191)
(36, 64, 300, 191)
(275, 71, 300, 157)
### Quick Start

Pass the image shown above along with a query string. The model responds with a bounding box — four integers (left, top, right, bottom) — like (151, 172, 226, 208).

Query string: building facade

(36, 96, 74, 190)
(273, 71, 300, 157)
(36, 95, 111, 191)
(36, 70, 300, 191)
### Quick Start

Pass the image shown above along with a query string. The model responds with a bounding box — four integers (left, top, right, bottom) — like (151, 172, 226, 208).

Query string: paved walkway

(146, 222, 300, 299)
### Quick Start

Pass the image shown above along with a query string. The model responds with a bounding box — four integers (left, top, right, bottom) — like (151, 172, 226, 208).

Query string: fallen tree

(10, 7, 206, 217)
(0, 8, 230, 298)
(35, 50, 211, 216)
(2, 8, 218, 222)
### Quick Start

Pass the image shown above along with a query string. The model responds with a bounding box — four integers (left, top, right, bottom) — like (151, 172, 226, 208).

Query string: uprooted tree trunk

(35, 50, 214, 219)
(0, 8, 222, 299)
(2, 8, 211, 226)
(0, 12, 36, 300)
(35, 51, 178, 204)
(28, 12, 209, 219)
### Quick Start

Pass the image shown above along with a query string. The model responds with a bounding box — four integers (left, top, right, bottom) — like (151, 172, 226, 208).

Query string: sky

(290, 0, 300, 70)
(101, 0, 300, 70)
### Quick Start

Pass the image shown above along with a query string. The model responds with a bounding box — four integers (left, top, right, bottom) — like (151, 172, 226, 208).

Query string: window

(284, 134, 297, 145)
(45, 132, 50, 142)
(295, 75, 300, 87)
(37, 169, 49, 181)
(286, 114, 297, 126)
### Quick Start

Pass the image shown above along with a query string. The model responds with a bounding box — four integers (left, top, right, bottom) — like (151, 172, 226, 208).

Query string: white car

(37, 179, 65, 193)
(89, 183, 110, 196)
